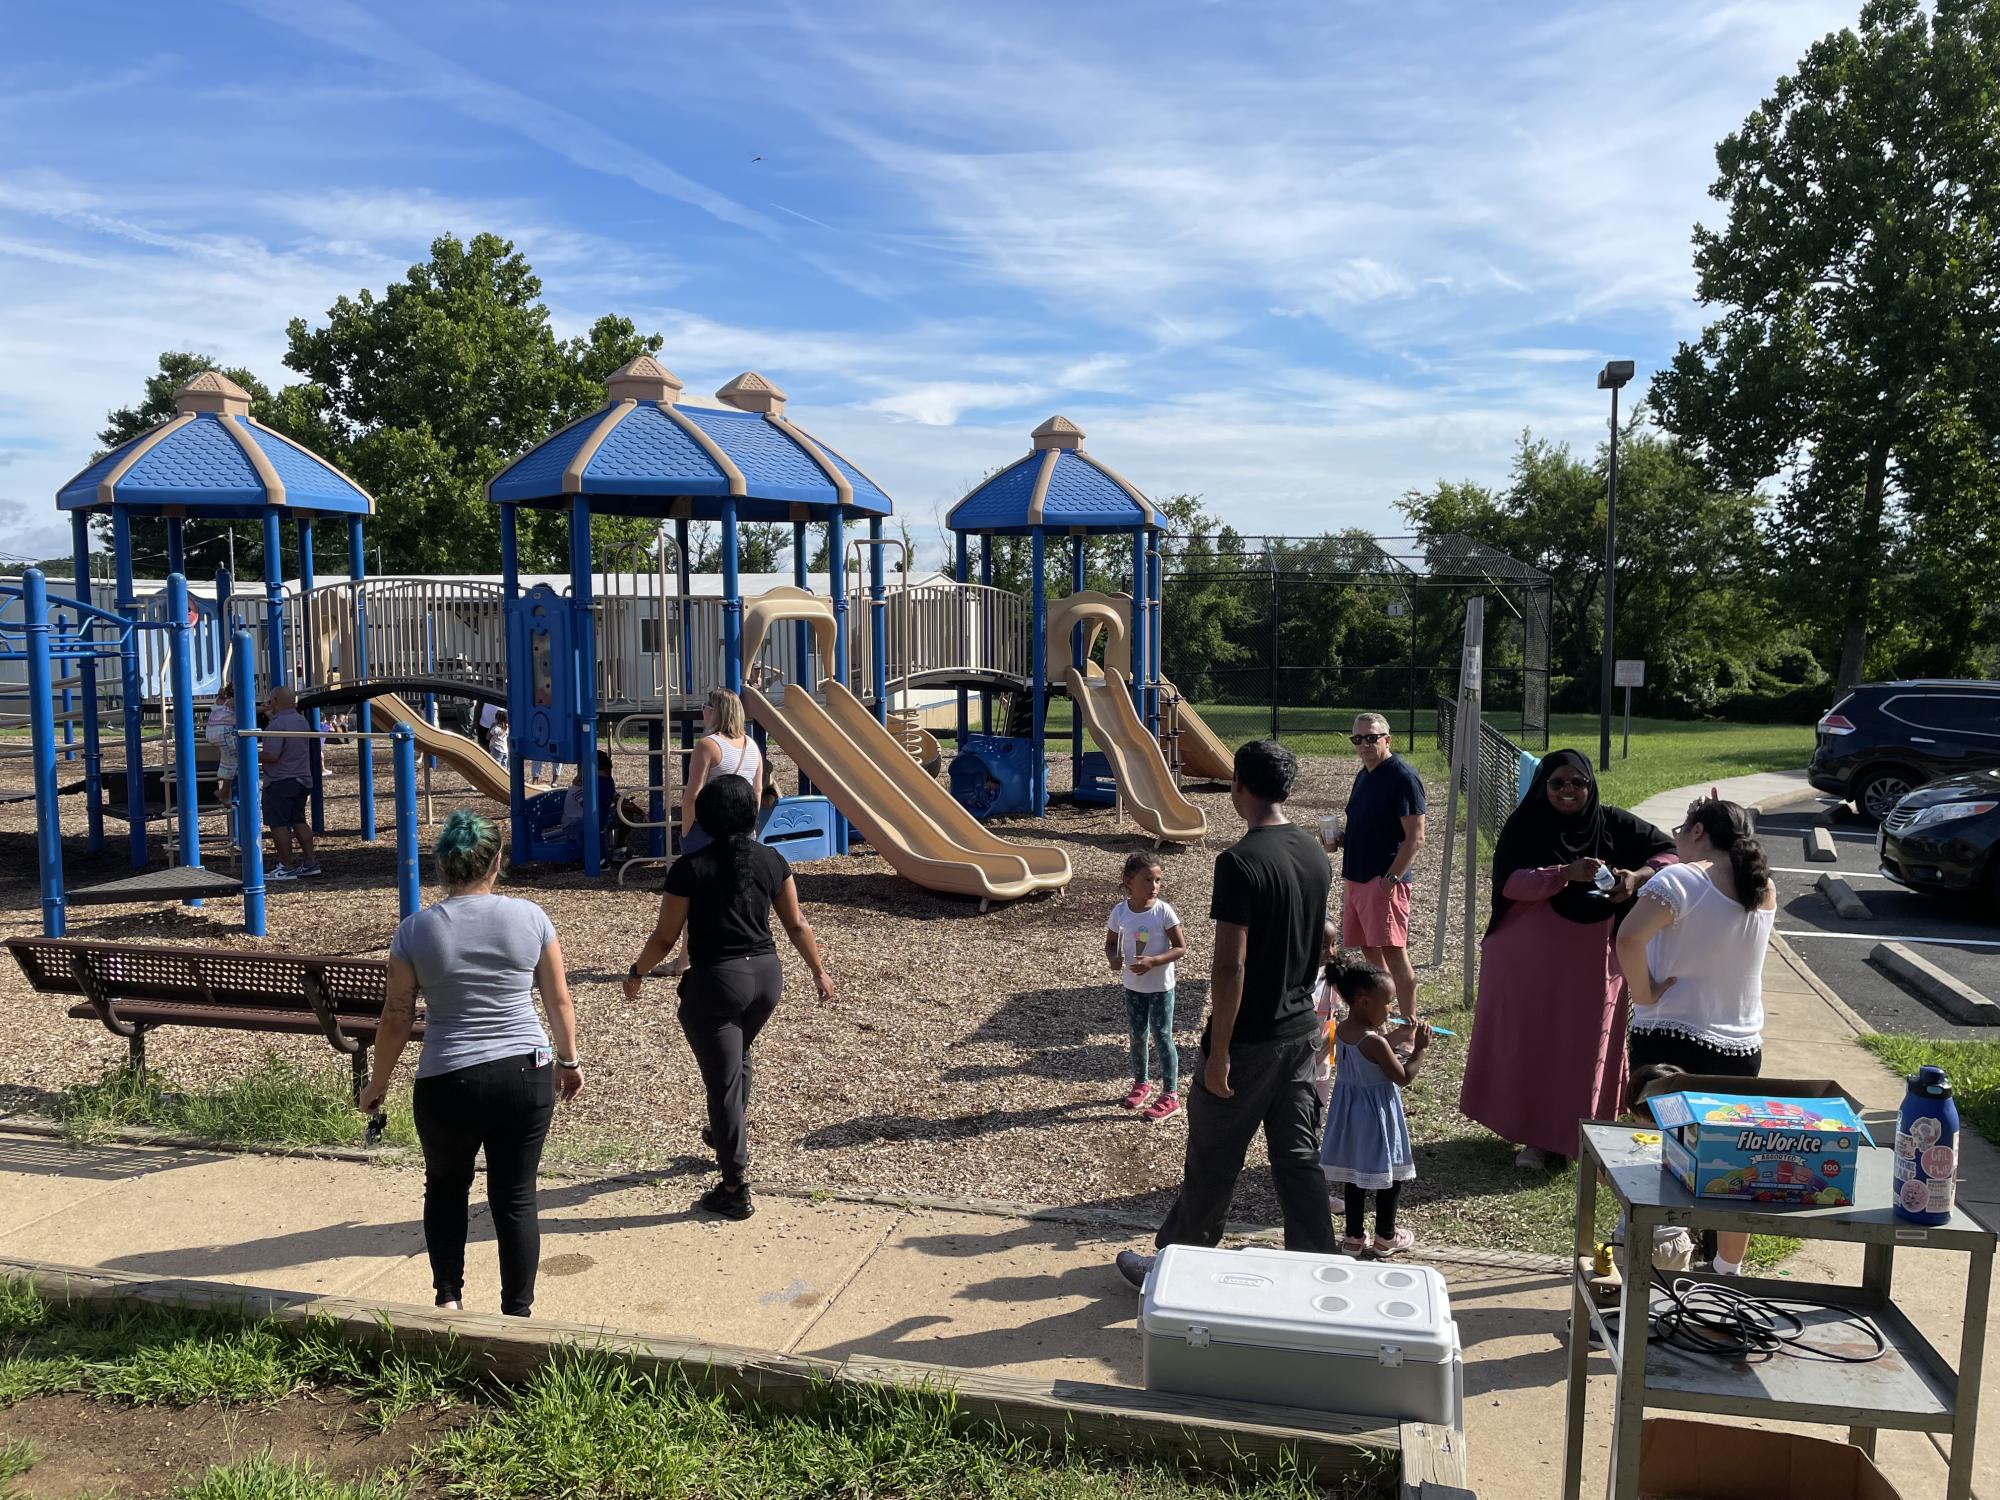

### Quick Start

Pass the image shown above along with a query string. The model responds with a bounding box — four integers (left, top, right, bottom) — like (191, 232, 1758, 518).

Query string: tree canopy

(1649, 0, 2000, 687)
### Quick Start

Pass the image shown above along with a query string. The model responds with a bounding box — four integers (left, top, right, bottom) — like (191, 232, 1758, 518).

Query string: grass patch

(1860, 1034, 2000, 1144)
(0, 1280, 1392, 1499)
(58, 1055, 415, 1151)
(0, 1435, 38, 1489)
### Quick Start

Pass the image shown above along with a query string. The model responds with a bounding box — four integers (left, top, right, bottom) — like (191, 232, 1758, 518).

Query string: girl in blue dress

(1320, 953, 1432, 1255)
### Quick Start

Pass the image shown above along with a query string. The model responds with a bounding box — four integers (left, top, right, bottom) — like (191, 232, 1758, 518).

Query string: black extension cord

(1644, 1273, 1888, 1364)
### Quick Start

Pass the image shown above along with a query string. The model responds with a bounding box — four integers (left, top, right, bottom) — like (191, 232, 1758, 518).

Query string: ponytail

(1686, 799, 1769, 913)
(1323, 949, 1390, 1003)
(693, 776, 762, 898)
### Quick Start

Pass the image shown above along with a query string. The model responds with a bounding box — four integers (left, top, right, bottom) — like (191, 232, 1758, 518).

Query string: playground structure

(15, 359, 1266, 924)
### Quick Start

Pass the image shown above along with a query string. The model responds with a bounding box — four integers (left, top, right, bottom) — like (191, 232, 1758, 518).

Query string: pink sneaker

(1372, 1228, 1414, 1257)
(1119, 1082, 1152, 1110)
(1142, 1092, 1181, 1122)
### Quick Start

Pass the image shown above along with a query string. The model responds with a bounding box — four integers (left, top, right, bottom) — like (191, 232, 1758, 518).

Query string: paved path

(1628, 767, 1814, 833)
(6, 824, 1995, 1496)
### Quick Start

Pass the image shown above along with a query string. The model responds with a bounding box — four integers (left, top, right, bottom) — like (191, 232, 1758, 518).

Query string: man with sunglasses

(1335, 713, 1426, 1021)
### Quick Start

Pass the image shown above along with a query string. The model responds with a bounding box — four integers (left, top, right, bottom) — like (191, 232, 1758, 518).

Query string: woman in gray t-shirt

(359, 810, 581, 1317)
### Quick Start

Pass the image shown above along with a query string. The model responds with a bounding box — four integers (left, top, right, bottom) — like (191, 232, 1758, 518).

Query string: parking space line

(1778, 929, 2000, 950)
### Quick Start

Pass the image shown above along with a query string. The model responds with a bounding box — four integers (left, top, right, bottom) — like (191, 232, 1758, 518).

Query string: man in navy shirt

(1336, 712, 1426, 1020)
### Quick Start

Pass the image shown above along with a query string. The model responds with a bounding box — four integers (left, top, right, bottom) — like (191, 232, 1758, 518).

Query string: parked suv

(1808, 679, 2000, 821)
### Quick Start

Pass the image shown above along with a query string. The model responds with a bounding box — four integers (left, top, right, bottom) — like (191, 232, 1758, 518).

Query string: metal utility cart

(1561, 1121, 1994, 1500)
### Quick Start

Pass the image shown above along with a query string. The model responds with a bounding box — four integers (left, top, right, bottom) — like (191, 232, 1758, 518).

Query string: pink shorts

(1342, 877, 1411, 950)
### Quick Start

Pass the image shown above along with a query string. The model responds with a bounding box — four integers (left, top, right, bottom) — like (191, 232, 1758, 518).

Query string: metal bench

(4, 936, 422, 1092)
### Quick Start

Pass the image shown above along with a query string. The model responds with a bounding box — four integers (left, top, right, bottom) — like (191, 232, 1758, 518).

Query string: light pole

(1597, 359, 1634, 773)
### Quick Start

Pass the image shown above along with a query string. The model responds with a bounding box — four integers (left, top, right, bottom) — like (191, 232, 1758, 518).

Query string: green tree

(280, 232, 665, 573)
(1649, 0, 2000, 689)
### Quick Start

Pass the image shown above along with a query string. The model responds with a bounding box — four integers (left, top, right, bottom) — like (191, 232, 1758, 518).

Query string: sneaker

(1119, 1082, 1152, 1110)
(1142, 1092, 1181, 1122)
(697, 1181, 754, 1221)
(268, 865, 299, 881)
(295, 862, 322, 877)
(1372, 1228, 1415, 1257)
(1114, 1250, 1155, 1291)
(1339, 1235, 1369, 1256)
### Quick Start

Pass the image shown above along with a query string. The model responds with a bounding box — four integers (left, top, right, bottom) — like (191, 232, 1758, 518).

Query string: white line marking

(1772, 866, 1896, 880)
(1778, 929, 2000, 950)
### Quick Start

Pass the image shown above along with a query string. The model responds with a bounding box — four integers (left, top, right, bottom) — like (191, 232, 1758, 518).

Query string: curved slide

(1063, 664, 1208, 843)
(1164, 691, 1234, 782)
(365, 692, 523, 806)
(746, 678, 1070, 905)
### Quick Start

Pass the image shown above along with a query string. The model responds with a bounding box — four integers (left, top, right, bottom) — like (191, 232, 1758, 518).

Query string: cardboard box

(1638, 1418, 1905, 1498)
(1650, 1088, 1872, 1206)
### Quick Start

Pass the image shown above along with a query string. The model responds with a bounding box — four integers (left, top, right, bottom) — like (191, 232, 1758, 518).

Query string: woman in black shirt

(623, 777, 835, 1219)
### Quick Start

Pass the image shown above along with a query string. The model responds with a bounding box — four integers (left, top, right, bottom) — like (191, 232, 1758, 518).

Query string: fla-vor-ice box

(1650, 1090, 1871, 1206)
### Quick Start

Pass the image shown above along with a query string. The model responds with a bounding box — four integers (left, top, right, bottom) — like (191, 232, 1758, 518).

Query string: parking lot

(1759, 798, 2000, 1038)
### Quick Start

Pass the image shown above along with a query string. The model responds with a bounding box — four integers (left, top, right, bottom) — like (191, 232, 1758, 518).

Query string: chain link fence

(1434, 694, 1539, 835)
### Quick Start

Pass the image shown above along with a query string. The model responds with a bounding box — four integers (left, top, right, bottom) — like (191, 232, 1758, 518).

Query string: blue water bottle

(1893, 1066, 1959, 1227)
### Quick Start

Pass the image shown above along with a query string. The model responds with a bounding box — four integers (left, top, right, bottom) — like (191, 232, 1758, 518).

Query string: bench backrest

(5, 936, 391, 1020)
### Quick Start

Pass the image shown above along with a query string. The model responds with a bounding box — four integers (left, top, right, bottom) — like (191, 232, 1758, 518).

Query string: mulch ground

(0, 740, 1468, 1231)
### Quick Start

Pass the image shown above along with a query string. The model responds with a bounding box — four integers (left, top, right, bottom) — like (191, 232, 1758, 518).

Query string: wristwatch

(1390, 872, 1415, 886)
(556, 1057, 582, 1071)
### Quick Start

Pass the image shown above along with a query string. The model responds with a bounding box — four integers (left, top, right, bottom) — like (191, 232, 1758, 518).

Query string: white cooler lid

(1141, 1245, 1456, 1363)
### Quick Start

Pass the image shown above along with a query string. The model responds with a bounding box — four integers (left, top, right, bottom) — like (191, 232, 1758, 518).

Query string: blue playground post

(1071, 534, 1085, 781)
(262, 509, 288, 688)
(165, 517, 185, 578)
(1129, 528, 1149, 725)
(347, 517, 375, 841)
(25, 571, 65, 936)
(500, 504, 527, 865)
(392, 723, 420, 922)
(953, 531, 969, 745)
(215, 567, 234, 851)
(979, 534, 994, 735)
(299, 517, 326, 835)
(869, 516, 887, 727)
(232, 633, 266, 938)
(791, 517, 813, 796)
(111, 510, 146, 868)
(165, 573, 202, 886)
(569, 496, 601, 877)
(828, 508, 848, 852)
(1030, 527, 1047, 815)
(647, 717, 666, 859)
(1148, 535, 1163, 732)
(720, 496, 742, 694)
(675, 517, 694, 757)
(69, 516, 103, 851)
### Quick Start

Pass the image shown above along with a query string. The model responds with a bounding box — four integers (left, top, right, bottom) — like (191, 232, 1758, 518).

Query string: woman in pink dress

(1458, 750, 1675, 1168)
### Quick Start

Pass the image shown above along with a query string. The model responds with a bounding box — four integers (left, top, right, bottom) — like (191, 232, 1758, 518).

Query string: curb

(1816, 872, 1872, 921)
(1804, 827, 1838, 862)
(1870, 942, 2000, 1026)
(1769, 933, 1876, 1039)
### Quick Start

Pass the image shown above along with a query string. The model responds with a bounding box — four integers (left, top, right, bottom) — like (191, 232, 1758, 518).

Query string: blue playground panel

(1071, 750, 1115, 807)
(949, 735, 1037, 819)
(760, 795, 835, 864)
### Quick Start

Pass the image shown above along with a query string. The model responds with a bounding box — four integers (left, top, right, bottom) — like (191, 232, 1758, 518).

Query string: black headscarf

(1487, 749, 1674, 934)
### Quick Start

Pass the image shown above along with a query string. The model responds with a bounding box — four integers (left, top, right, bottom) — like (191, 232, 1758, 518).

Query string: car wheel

(1855, 767, 1918, 822)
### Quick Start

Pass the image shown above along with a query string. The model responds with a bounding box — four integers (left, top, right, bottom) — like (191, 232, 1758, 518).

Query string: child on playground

(1105, 852, 1188, 1122)
(206, 684, 238, 851)
(1320, 952, 1429, 1255)
(489, 710, 510, 770)
(1312, 913, 1340, 1106)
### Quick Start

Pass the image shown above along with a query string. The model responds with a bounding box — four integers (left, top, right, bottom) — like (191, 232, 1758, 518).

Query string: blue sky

(0, 0, 1858, 567)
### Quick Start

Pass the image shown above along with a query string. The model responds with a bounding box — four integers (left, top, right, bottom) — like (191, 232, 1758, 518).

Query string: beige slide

(1097, 604, 1234, 782)
(741, 589, 1070, 905)
(366, 692, 523, 806)
(1052, 592, 1207, 843)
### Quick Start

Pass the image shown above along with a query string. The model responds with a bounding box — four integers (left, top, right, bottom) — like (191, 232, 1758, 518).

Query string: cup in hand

(1318, 812, 1343, 851)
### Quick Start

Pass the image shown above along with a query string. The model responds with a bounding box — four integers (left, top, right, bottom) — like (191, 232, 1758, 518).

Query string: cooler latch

(1377, 1344, 1404, 1367)
(1187, 1325, 1211, 1348)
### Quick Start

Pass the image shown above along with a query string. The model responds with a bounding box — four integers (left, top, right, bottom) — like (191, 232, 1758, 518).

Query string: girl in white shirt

(1616, 796, 1776, 1275)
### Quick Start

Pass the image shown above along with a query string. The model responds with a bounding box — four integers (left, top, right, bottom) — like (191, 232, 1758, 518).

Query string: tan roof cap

(174, 370, 253, 416)
(605, 354, 684, 404)
(1031, 414, 1084, 450)
(715, 371, 788, 415)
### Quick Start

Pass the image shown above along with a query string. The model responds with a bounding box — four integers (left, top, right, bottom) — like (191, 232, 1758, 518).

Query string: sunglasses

(1547, 776, 1590, 791)
(1350, 732, 1387, 746)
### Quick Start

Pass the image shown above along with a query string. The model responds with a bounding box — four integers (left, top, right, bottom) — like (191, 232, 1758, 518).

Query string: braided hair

(1323, 949, 1391, 1005)
(693, 775, 762, 900)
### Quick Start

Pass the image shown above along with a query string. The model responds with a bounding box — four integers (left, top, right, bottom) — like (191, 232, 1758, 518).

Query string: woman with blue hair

(359, 808, 581, 1316)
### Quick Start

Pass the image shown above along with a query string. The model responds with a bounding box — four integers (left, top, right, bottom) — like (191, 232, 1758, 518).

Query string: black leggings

(1343, 1182, 1402, 1241)
(412, 1052, 555, 1316)
(678, 953, 784, 1185)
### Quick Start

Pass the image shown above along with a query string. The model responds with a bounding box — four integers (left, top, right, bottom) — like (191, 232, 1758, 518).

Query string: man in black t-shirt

(1116, 741, 1336, 1288)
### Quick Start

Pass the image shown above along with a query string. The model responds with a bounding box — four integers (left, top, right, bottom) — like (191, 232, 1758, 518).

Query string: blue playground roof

(56, 372, 373, 519)
(946, 416, 1155, 536)
(488, 359, 892, 521)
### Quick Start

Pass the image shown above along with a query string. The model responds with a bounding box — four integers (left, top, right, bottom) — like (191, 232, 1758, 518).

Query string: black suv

(1808, 679, 2000, 821)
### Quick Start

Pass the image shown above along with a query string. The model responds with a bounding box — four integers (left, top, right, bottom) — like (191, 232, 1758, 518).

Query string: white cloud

(862, 382, 1041, 427)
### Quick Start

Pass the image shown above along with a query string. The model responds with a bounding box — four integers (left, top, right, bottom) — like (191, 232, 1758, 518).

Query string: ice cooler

(1139, 1245, 1462, 1427)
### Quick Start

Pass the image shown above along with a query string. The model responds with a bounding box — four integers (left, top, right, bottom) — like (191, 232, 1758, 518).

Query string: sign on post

(1614, 659, 1644, 759)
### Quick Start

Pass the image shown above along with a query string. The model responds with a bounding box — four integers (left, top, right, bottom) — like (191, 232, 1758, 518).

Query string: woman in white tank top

(660, 689, 765, 974)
